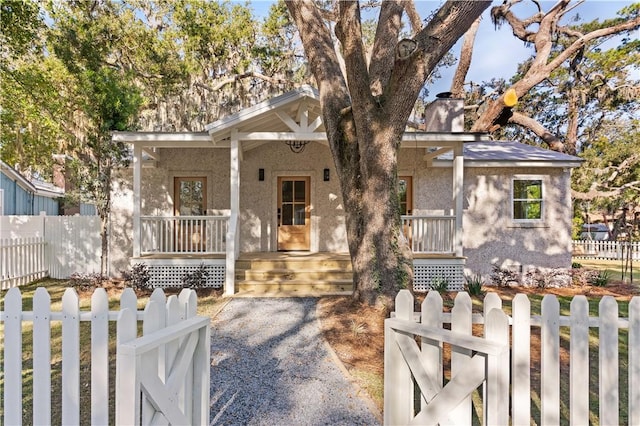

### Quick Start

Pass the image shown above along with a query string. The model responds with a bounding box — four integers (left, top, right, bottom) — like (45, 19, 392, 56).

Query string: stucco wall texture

(110, 144, 573, 279)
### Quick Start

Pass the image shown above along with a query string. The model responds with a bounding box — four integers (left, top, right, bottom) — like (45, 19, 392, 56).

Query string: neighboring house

(1, 160, 63, 216)
(110, 86, 583, 294)
(0, 160, 97, 216)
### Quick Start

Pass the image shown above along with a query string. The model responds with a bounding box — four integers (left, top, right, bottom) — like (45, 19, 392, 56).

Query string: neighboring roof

(424, 141, 583, 168)
(0, 160, 64, 198)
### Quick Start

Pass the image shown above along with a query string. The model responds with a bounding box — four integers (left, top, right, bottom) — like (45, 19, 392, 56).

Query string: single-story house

(109, 86, 582, 294)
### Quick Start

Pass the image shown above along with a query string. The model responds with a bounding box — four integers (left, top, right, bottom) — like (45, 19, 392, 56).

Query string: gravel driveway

(209, 297, 382, 426)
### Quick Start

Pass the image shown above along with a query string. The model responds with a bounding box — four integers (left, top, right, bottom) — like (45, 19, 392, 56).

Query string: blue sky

(242, 0, 638, 98)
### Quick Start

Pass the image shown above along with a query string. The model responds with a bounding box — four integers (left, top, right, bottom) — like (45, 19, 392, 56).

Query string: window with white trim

(0, 189, 3, 215)
(512, 178, 543, 221)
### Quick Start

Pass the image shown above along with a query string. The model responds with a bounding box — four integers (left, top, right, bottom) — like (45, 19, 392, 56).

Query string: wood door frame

(173, 176, 207, 216)
(276, 175, 311, 251)
(173, 176, 207, 252)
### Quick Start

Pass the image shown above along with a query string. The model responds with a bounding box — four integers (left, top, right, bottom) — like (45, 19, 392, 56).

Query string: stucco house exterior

(109, 86, 582, 294)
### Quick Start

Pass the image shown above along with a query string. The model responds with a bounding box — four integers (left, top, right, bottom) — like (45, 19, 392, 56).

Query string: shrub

(489, 264, 519, 287)
(590, 270, 611, 287)
(464, 274, 484, 296)
(182, 264, 209, 288)
(430, 276, 449, 294)
(69, 272, 105, 289)
(122, 263, 151, 290)
(522, 268, 572, 288)
(572, 262, 582, 269)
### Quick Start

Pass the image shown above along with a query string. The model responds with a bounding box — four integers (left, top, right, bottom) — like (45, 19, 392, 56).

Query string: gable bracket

(275, 111, 301, 133)
(423, 147, 453, 167)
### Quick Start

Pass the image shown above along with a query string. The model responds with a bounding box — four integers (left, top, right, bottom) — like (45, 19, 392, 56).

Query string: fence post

(630, 297, 640, 425)
(33, 287, 52, 425)
(384, 289, 414, 425)
(421, 290, 443, 410)
(541, 295, 560, 425)
(600, 296, 619, 425)
(91, 288, 110, 425)
(116, 308, 139, 425)
(61, 288, 80, 425)
(485, 308, 510, 425)
(512, 293, 530, 424)
(450, 292, 472, 424)
(570, 295, 589, 425)
(3, 287, 23, 425)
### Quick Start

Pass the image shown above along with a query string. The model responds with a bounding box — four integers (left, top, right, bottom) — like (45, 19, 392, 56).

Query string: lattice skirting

(138, 260, 225, 289)
(413, 259, 465, 292)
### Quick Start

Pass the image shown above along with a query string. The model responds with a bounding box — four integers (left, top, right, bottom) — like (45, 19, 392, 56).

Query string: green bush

(182, 263, 209, 288)
(430, 276, 449, 294)
(464, 274, 484, 296)
(122, 263, 151, 290)
(591, 270, 611, 287)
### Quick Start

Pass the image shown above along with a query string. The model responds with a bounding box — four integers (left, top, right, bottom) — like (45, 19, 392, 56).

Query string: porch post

(225, 131, 239, 295)
(132, 143, 142, 258)
(452, 143, 464, 257)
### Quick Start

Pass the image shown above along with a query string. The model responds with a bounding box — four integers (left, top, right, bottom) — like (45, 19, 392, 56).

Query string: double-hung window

(512, 178, 543, 221)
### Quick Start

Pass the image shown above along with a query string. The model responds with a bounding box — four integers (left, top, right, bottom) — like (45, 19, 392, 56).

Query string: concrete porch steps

(234, 252, 354, 295)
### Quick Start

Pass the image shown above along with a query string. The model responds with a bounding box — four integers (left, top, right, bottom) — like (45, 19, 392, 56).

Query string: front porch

(133, 215, 466, 293)
(115, 87, 471, 295)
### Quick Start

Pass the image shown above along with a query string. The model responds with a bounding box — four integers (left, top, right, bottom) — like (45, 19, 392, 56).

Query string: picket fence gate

(1, 286, 210, 425)
(385, 289, 640, 425)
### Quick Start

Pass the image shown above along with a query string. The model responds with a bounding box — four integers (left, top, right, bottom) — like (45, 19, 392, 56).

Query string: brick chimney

(53, 154, 80, 215)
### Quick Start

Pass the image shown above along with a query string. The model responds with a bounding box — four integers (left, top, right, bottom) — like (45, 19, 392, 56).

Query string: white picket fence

(1, 286, 210, 425)
(385, 289, 640, 425)
(573, 239, 640, 260)
(0, 215, 101, 289)
(0, 237, 47, 288)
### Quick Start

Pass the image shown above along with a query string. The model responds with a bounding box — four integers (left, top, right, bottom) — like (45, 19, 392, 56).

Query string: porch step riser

(235, 256, 353, 293)
(237, 282, 353, 293)
(235, 260, 352, 270)
(237, 270, 352, 281)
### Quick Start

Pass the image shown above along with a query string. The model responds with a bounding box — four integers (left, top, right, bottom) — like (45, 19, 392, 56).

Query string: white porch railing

(140, 216, 229, 255)
(401, 215, 455, 254)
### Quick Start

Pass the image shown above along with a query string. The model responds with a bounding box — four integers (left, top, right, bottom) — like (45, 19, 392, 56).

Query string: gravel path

(209, 297, 382, 426)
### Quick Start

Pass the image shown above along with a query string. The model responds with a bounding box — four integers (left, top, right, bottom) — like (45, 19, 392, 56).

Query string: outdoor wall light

(324, 168, 330, 181)
(259, 168, 265, 181)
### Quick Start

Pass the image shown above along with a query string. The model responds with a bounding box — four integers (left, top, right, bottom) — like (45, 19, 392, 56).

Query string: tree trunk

(333, 109, 413, 306)
(285, 0, 491, 305)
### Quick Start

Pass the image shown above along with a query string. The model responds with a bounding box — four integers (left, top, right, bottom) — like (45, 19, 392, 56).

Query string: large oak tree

(285, 0, 491, 305)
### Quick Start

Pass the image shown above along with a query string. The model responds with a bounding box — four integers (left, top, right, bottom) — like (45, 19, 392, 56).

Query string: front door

(174, 177, 207, 252)
(277, 176, 310, 251)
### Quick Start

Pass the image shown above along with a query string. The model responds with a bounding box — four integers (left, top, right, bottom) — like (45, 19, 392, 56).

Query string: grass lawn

(0, 279, 227, 425)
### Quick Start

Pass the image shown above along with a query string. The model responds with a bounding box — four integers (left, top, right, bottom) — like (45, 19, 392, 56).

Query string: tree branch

(385, 1, 491, 130)
(369, 0, 403, 96)
(193, 72, 288, 92)
(450, 16, 481, 98)
(284, 0, 349, 111)
(509, 111, 565, 151)
(402, 1, 422, 33)
(336, 1, 374, 111)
